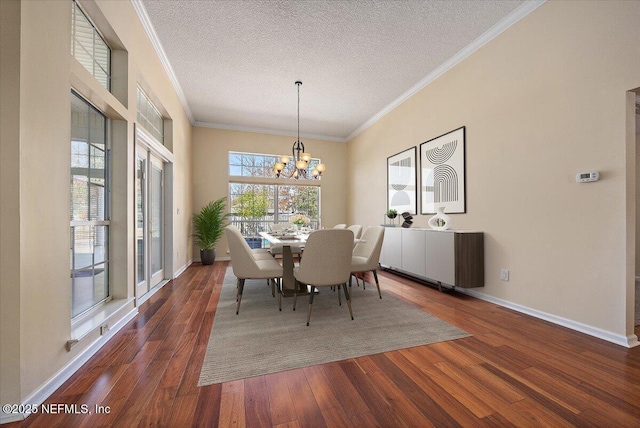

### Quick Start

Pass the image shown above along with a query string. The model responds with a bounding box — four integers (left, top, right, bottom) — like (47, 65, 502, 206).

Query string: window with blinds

(71, 91, 110, 318)
(71, 0, 110, 90)
(137, 86, 164, 144)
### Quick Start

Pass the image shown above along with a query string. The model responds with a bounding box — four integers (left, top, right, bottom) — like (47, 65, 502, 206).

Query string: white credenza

(380, 227, 484, 290)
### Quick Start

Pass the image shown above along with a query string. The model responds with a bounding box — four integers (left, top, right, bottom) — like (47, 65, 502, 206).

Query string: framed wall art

(387, 147, 417, 215)
(420, 126, 466, 214)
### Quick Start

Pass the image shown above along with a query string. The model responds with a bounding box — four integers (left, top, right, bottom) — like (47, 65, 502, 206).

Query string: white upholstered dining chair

(347, 224, 363, 240)
(292, 229, 354, 326)
(225, 225, 283, 314)
(350, 226, 385, 299)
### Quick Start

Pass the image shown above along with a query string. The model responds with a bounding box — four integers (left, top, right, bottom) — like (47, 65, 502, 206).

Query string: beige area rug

(198, 268, 471, 386)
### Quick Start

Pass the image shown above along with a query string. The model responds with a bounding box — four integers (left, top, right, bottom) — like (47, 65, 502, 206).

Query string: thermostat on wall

(576, 171, 600, 183)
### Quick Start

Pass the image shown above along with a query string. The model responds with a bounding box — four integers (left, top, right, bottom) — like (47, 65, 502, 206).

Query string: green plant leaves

(192, 197, 230, 250)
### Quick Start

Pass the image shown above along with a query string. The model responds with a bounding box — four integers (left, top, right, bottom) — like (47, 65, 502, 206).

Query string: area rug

(198, 268, 471, 386)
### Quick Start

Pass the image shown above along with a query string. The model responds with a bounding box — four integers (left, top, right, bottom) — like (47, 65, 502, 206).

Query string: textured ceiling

(137, 0, 538, 141)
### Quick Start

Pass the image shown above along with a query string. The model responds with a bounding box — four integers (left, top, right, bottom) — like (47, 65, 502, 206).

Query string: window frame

(137, 86, 165, 144)
(70, 90, 111, 320)
(71, 0, 111, 91)
(228, 151, 322, 240)
(229, 150, 323, 180)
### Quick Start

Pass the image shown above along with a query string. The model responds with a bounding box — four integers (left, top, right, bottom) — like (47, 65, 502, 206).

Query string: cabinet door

(380, 227, 402, 269)
(425, 231, 455, 285)
(401, 229, 426, 277)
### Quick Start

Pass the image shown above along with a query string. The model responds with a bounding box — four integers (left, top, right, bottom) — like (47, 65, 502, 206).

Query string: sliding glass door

(136, 146, 165, 299)
(149, 155, 164, 286)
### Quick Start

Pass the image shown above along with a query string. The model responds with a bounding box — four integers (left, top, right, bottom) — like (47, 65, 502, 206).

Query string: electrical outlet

(100, 324, 110, 335)
(500, 269, 509, 281)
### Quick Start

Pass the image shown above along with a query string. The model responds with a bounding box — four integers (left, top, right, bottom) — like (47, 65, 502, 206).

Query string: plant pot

(200, 249, 216, 265)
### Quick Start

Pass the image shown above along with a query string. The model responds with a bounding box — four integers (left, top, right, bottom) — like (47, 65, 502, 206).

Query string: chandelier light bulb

(279, 155, 290, 164)
(316, 163, 326, 173)
(300, 152, 311, 162)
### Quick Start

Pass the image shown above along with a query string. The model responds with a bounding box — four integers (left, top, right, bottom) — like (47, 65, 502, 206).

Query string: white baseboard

(458, 288, 639, 348)
(137, 279, 170, 306)
(0, 308, 138, 424)
(194, 256, 230, 263)
(174, 259, 193, 278)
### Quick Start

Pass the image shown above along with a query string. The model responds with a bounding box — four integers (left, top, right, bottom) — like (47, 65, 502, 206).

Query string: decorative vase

(428, 207, 452, 231)
(200, 249, 216, 265)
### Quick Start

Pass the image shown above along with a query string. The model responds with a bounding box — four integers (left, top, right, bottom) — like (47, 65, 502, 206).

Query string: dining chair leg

(342, 282, 354, 320)
(373, 270, 382, 299)
(236, 278, 245, 315)
(278, 281, 282, 312)
(306, 286, 316, 326)
(293, 281, 298, 311)
(271, 279, 275, 297)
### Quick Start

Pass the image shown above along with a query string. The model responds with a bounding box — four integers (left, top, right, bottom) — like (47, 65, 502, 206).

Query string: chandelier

(273, 81, 326, 179)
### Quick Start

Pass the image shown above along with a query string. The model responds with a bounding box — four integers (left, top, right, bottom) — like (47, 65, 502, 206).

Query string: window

(228, 183, 320, 238)
(137, 86, 164, 144)
(228, 152, 322, 240)
(71, 0, 110, 90)
(71, 92, 110, 318)
(229, 151, 322, 179)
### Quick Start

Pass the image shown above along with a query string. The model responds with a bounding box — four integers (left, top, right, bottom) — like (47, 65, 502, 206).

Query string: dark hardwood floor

(10, 261, 640, 427)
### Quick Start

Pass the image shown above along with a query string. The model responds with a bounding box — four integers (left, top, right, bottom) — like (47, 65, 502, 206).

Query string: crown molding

(131, 0, 544, 141)
(346, 0, 546, 141)
(194, 121, 348, 143)
(130, 0, 195, 124)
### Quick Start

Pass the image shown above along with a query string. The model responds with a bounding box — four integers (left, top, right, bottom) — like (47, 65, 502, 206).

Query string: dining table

(259, 229, 366, 297)
(259, 230, 310, 297)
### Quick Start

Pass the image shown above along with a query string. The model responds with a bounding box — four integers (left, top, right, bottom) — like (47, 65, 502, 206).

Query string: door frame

(134, 124, 174, 305)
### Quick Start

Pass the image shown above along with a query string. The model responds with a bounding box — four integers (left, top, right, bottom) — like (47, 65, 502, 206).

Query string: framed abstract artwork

(420, 126, 466, 214)
(387, 147, 417, 215)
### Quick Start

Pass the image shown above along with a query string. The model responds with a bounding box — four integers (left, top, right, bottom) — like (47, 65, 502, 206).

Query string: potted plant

(193, 197, 230, 265)
(386, 209, 398, 219)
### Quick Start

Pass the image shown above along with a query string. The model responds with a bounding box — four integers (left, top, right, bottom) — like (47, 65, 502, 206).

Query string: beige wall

(0, 0, 193, 412)
(348, 0, 640, 341)
(636, 110, 640, 277)
(192, 127, 347, 258)
(0, 0, 23, 409)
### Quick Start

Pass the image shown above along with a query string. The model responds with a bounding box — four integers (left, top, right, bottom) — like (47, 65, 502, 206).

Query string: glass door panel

(149, 155, 164, 287)
(135, 151, 147, 297)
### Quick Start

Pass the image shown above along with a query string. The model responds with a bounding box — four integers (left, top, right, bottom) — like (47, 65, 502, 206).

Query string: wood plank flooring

(9, 261, 640, 427)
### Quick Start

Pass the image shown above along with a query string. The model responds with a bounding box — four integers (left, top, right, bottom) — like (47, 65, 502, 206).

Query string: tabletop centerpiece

(289, 213, 310, 232)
